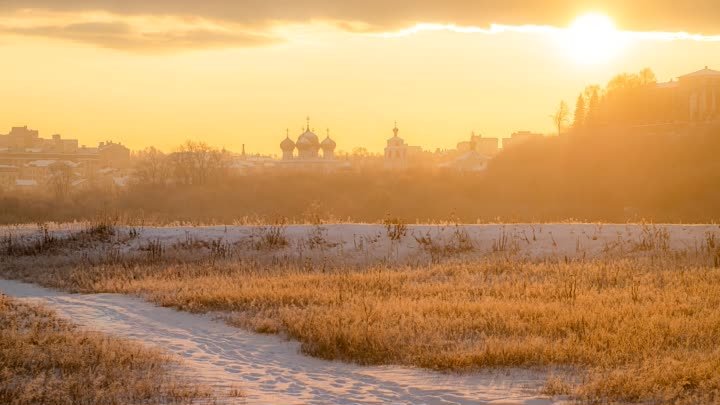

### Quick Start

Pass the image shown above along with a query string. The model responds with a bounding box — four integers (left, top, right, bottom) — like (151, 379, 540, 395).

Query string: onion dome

(321, 129, 337, 151)
(296, 130, 320, 149)
(387, 121, 404, 144)
(280, 130, 295, 152)
(297, 117, 320, 148)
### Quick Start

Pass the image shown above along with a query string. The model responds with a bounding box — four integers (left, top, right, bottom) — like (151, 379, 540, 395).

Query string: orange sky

(1, 4, 719, 155)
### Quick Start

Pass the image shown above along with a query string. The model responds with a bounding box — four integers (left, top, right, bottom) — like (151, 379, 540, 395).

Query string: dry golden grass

(0, 293, 212, 405)
(3, 227, 720, 404)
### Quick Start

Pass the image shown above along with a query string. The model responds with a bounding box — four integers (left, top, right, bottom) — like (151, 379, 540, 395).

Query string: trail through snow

(0, 279, 560, 405)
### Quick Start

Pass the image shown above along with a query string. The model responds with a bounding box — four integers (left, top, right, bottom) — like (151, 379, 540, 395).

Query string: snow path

(0, 279, 559, 405)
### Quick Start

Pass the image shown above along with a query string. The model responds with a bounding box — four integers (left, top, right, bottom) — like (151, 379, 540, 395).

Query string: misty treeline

(569, 68, 671, 130)
(135, 141, 232, 187)
(3, 68, 719, 225)
(552, 68, 671, 135)
(132, 142, 382, 188)
(2, 130, 719, 224)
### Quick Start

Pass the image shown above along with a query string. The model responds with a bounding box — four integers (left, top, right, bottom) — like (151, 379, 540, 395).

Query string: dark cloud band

(1, 0, 719, 33)
(0, 21, 277, 51)
(1, 1, 719, 51)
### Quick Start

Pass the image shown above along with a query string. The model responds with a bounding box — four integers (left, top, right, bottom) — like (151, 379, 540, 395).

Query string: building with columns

(655, 67, 720, 123)
(681, 67, 720, 121)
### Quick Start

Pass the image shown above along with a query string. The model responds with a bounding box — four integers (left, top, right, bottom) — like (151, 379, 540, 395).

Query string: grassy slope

(0, 294, 211, 405)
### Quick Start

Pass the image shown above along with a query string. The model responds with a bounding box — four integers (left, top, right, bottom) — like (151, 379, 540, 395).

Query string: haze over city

(2, 2, 720, 153)
(3, 2, 720, 405)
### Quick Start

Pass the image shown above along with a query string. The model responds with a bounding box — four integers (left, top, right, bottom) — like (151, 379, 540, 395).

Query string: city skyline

(1, 4, 720, 154)
(2, 56, 715, 157)
(0, 120, 499, 156)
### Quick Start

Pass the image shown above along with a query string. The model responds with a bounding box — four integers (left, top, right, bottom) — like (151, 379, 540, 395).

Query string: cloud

(0, 19, 277, 52)
(1, 1, 720, 51)
(2, 1, 720, 33)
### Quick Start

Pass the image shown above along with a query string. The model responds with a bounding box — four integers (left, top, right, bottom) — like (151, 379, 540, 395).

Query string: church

(384, 123, 424, 170)
(278, 118, 346, 171)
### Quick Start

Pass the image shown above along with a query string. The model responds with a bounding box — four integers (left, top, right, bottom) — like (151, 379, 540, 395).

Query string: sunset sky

(2, 1, 720, 155)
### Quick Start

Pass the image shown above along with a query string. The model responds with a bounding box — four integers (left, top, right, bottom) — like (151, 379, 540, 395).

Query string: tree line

(553, 68, 672, 134)
(134, 141, 232, 187)
(2, 129, 719, 224)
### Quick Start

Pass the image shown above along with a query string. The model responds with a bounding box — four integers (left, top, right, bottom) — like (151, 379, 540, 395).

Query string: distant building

(50, 134, 79, 153)
(0, 126, 78, 153)
(384, 123, 407, 169)
(655, 67, 720, 122)
(383, 123, 423, 170)
(0, 126, 40, 150)
(0, 164, 18, 190)
(277, 118, 346, 171)
(457, 132, 499, 156)
(23, 160, 81, 182)
(502, 131, 544, 149)
(0, 126, 130, 169)
(98, 141, 131, 169)
(439, 150, 490, 172)
(229, 146, 276, 174)
(0, 126, 131, 190)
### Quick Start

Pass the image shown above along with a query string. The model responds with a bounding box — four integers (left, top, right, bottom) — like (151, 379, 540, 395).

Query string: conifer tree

(573, 94, 586, 130)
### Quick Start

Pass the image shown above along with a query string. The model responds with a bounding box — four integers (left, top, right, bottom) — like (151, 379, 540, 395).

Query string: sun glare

(564, 13, 626, 64)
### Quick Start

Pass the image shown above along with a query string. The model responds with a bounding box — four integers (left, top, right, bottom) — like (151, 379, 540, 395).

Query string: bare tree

(170, 141, 230, 186)
(638, 67, 657, 86)
(551, 101, 570, 136)
(48, 162, 73, 199)
(135, 147, 169, 186)
(351, 147, 371, 158)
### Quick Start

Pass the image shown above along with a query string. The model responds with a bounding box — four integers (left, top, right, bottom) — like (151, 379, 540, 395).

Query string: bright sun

(564, 13, 626, 64)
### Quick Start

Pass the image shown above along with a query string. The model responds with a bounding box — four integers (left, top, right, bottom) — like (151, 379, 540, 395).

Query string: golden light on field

(563, 13, 626, 64)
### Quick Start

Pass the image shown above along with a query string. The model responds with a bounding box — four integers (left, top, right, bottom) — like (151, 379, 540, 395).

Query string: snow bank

(3, 223, 718, 264)
(0, 279, 561, 405)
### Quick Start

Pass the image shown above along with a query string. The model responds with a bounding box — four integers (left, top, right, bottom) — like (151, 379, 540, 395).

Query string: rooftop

(679, 66, 720, 79)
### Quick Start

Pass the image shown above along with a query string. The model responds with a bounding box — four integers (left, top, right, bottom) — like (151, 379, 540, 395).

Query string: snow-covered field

(0, 279, 562, 405)
(2, 222, 718, 263)
(2, 222, 718, 404)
